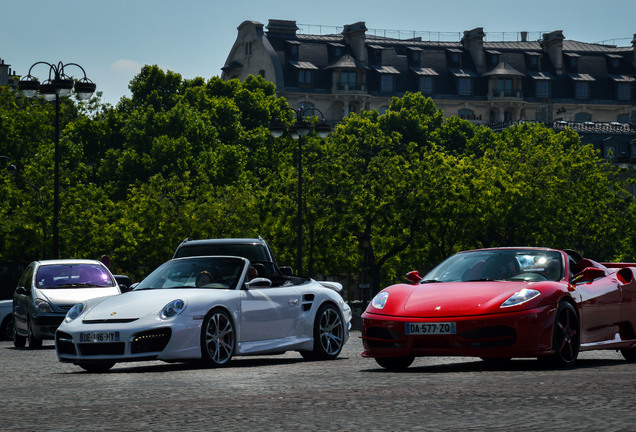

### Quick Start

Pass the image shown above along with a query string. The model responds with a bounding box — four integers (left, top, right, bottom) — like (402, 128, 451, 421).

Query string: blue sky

(2, 0, 635, 105)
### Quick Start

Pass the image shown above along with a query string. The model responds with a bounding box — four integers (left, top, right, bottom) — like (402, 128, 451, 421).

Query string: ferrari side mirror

(405, 271, 422, 284)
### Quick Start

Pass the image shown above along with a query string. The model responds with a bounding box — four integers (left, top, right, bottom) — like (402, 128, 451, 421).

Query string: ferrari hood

(396, 281, 537, 317)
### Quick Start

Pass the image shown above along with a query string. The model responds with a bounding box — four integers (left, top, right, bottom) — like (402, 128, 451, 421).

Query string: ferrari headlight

(501, 288, 540, 308)
(65, 303, 85, 323)
(35, 298, 52, 313)
(160, 299, 185, 320)
(371, 292, 389, 309)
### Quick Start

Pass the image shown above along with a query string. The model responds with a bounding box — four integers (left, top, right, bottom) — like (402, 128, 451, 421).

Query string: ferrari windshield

(134, 257, 247, 290)
(423, 249, 564, 283)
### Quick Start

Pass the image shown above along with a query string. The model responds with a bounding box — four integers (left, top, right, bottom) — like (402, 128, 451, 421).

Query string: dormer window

(298, 69, 312, 86)
(458, 78, 472, 96)
(565, 53, 580, 71)
(447, 49, 462, 66)
(245, 41, 252, 56)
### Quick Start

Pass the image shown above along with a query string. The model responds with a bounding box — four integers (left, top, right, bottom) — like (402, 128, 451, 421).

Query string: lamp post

(0, 156, 17, 176)
(269, 107, 331, 276)
(18, 61, 96, 259)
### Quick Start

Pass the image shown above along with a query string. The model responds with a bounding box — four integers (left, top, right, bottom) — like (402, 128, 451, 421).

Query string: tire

(13, 316, 26, 348)
(480, 357, 512, 365)
(27, 317, 43, 349)
(620, 348, 636, 362)
(301, 303, 345, 361)
(376, 356, 415, 370)
(79, 362, 116, 373)
(546, 302, 580, 367)
(1, 315, 13, 341)
(200, 308, 235, 367)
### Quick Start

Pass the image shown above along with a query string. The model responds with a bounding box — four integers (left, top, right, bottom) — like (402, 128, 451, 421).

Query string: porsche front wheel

(548, 302, 580, 367)
(201, 308, 235, 367)
(301, 303, 344, 360)
(376, 356, 415, 370)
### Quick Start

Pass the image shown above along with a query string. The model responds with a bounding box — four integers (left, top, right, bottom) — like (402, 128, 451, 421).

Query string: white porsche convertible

(56, 256, 351, 372)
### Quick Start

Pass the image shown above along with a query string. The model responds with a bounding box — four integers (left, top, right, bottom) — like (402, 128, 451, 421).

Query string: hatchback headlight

(160, 299, 186, 320)
(65, 303, 85, 323)
(501, 288, 540, 308)
(35, 298, 52, 313)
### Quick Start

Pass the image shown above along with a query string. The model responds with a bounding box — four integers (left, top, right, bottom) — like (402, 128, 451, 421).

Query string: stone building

(222, 19, 635, 127)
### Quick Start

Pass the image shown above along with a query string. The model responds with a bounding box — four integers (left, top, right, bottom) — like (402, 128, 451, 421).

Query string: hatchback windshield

(423, 249, 564, 283)
(134, 257, 247, 290)
(36, 264, 114, 288)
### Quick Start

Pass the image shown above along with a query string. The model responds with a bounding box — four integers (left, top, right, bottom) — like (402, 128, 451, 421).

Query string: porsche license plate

(79, 332, 120, 343)
(405, 322, 456, 335)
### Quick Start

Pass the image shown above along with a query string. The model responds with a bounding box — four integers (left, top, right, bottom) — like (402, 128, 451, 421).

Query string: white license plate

(79, 332, 120, 343)
(405, 322, 456, 335)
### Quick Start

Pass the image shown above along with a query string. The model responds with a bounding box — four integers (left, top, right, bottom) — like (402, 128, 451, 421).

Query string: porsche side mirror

(129, 282, 140, 291)
(245, 277, 272, 289)
(572, 267, 606, 284)
(405, 271, 422, 284)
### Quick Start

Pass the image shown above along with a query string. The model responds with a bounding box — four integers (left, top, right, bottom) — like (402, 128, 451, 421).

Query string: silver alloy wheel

(203, 310, 235, 366)
(318, 306, 344, 356)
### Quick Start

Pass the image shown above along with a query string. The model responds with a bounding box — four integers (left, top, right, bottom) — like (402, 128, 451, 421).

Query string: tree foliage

(1, 76, 635, 300)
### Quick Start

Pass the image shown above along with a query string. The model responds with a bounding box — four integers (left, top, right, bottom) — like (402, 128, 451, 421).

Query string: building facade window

(617, 113, 629, 123)
(536, 81, 550, 98)
(458, 108, 474, 120)
(298, 69, 313, 86)
(575, 82, 589, 99)
(380, 74, 394, 92)
(419, 76, 433, 94)
(339, 71, 357, 90)
(575, 112, 592, 122)
(298, 101, 315, 111)
(258, 70, 265, 78)
(245, 41, 252, 56)
(496, 78, 513, 97)
(617, 83, 630, 101)
(458, 78, 472, 96)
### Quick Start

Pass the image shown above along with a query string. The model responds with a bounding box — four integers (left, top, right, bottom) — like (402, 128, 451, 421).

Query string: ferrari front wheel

(376, 356, 415, 370)
(201, 308, 235, 367)
(547, 302, 580, 367)
(301, 303, 344, 360)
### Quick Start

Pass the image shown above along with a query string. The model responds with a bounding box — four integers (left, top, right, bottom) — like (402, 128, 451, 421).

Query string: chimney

(266, 19, 299, 36)
(541, 30, 565, 75)
(632, 33, 636, 67)
(342, 22, 368, 65)
(462, 27, 486, 72)
(520, 31, 528, 42)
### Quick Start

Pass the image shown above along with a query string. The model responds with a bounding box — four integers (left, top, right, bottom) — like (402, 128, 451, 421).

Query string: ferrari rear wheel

(548, 302, 580, 367)
(201, 308, 235, 367)
(78, 362, 116, 373)
(376, 356, 415, 370)
(620, 348, 636, 361)
(301, 303, 344, 361)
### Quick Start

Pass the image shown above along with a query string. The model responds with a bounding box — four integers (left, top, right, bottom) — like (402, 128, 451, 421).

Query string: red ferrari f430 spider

(361, 247, 636, 369)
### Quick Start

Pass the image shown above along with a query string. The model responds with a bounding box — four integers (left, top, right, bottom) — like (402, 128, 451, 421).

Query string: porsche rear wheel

(301, 303, 344, 361)
(547, 302, 580, 367)
(79, 362, 116, 373)
(201, 308, 235, 367)
(376, 356, 415, 370)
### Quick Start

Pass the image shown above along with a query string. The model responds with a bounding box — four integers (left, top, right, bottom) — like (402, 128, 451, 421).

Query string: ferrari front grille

(457, 325, 517, 348)
(364, 327, 404, 348)
(131, 328, 172, 354)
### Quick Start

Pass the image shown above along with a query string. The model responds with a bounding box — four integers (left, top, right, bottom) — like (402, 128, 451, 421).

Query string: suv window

(174, 244, 270, 262)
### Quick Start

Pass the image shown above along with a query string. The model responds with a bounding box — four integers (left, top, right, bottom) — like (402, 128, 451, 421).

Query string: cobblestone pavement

(2, 333, 636, 431)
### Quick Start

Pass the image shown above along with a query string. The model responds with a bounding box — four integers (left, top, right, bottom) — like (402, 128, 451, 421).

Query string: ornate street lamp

(18, 62, 96, 259)
(0, 155, 17, 176)
(269, 107, 331, 276)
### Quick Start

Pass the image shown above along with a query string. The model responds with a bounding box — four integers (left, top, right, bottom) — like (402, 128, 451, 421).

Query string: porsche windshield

(134, 257, 247, 290)
(423, 249, 564, 283)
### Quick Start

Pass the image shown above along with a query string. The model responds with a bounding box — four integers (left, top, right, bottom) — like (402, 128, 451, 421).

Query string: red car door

(575, 274, 622, 345)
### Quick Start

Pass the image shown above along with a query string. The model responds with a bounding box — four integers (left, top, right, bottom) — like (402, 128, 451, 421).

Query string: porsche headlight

(501, 288, 540, 308)
(65, 303, 85, 323)
(35, 298, 52, 313)
(160, 299, 186, 320)
(371, 292, 389, 309)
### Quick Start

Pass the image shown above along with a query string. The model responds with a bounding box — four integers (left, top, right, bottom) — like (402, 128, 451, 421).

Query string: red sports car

(361, 247, 636, 369)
